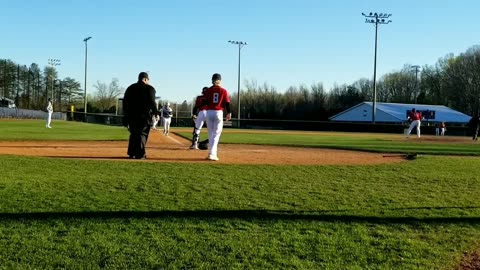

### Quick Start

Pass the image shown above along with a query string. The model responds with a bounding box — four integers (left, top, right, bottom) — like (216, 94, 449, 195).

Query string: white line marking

(167, 135, 186, 146)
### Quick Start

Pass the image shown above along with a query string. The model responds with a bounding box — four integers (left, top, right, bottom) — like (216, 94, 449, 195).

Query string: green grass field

(177, 129, 480, 156)
(1, 120, 480, 269)
(0, 119, 127, 141)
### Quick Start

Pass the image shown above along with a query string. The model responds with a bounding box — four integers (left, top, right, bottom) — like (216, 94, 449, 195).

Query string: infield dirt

(0, 130, 406, 165)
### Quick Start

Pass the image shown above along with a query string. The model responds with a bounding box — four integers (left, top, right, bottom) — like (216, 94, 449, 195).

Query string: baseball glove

(198, 139, 209, 150)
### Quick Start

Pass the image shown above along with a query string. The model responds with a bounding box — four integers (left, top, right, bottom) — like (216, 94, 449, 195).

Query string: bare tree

(93, 78, 124, 112)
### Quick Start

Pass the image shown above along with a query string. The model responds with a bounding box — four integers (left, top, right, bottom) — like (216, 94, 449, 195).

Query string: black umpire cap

(138, 72, 149, 81)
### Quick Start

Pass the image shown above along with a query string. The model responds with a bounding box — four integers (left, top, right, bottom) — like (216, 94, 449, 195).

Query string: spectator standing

(440, 122, 446, 136)
(469, 112, 480, 141)
(434, 122, 440, 136)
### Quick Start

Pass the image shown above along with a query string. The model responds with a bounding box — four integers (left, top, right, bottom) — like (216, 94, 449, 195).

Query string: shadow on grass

(0, 210, 479, 224)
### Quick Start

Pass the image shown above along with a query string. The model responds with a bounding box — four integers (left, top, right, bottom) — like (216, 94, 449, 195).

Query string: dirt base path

(0, 130, 405, 165)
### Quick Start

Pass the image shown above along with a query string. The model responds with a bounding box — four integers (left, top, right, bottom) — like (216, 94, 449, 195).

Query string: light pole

(228, 40, 247, 127)
(411, 65, 421, 104)
(362, 12, 392, 123)
(83, 36, 92, 114)
(48, 59, 61, 103)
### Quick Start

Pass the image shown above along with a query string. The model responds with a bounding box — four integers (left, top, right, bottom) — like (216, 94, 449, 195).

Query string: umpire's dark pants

(127, 120, 151, 158)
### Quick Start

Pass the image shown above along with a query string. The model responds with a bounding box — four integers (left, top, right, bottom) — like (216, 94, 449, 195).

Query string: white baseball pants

(46, 112, 52, 128)
(407, 120, 421, 138)
(194, 110, 207, 136)
(163, 117, 171, 134)
(206, 110, 224, 158)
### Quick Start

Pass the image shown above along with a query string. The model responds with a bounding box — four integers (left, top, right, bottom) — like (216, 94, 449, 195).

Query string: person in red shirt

(406, 108, 424, 138)
(440, 122, 446, 136)
(203, 73, 231, 161)
(190, 87, 209, 149)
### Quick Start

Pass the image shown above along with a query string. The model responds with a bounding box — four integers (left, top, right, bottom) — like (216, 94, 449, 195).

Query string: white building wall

(330, 102, 471, 123)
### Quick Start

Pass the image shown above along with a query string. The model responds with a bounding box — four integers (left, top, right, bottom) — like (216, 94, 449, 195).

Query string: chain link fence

(0, 107, 65, 120)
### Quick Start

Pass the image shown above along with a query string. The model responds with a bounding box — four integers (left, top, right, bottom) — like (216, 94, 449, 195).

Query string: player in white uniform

(152, 115, 160, 130)
(45, 98, 53, 128)
(190, 87, 209, 149)
(152, 100, 160, 130)
(161, 102, 173, 135)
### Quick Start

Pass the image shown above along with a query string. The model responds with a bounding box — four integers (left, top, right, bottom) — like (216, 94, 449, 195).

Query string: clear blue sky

(1, 0, 479, 103)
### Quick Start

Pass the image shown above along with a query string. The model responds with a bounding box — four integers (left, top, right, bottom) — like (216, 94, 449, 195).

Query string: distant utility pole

(411, 65, 421, 104)
(361, 12, 392, 124)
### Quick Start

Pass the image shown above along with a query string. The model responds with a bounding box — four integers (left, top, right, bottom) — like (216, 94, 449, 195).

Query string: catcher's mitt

(198, 139, 209, 150)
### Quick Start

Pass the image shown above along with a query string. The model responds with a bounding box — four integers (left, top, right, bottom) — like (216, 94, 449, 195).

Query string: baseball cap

(138, 72, 149, 81)
(212, 73, 222, 81)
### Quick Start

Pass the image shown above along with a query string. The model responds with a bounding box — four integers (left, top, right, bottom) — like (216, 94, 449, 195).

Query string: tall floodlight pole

(228, 40, 247, 127)
(362, 12, 392, 123)
(83, 36, 92, 114)
(411, 65, 421, 104)
(48, 59, 61, 102)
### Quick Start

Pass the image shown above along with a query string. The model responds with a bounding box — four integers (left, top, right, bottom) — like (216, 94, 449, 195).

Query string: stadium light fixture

(83, 36, 92, 115)
(228, 40, 248, 128)
(411, 65, 421, 104)
(48, 58, 61, 102)
(361, 12, 393, 124)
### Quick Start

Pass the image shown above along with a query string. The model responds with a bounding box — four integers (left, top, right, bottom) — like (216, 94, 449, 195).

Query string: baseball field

(0, 119, 479, 269)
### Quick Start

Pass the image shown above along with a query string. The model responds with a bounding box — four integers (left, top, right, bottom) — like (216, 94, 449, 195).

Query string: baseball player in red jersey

(203, 73, 231, 161)
(406, 108, 424, 138)
(440, 122, 446, 136)
(190, 87, 209, 149)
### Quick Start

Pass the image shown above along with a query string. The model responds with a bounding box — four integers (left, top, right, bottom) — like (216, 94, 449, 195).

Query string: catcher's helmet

(198, 139, 209, 150)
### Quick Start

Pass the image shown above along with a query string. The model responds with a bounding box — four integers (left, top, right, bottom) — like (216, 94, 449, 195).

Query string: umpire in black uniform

(122, 72, 159, 159)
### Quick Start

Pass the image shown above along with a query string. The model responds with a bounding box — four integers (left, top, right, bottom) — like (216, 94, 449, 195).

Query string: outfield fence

(62, 111, 473, 136)
(0, 107, 65, 120)
(239, 118, 472, 136)
(1, 108, 470, 137)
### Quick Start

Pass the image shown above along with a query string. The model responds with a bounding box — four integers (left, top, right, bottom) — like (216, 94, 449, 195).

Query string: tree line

(227, 45, 480, 120)
(0, 60, 83, 111)
(2, 45, 479, 119)
(0, 59, 123, 113)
